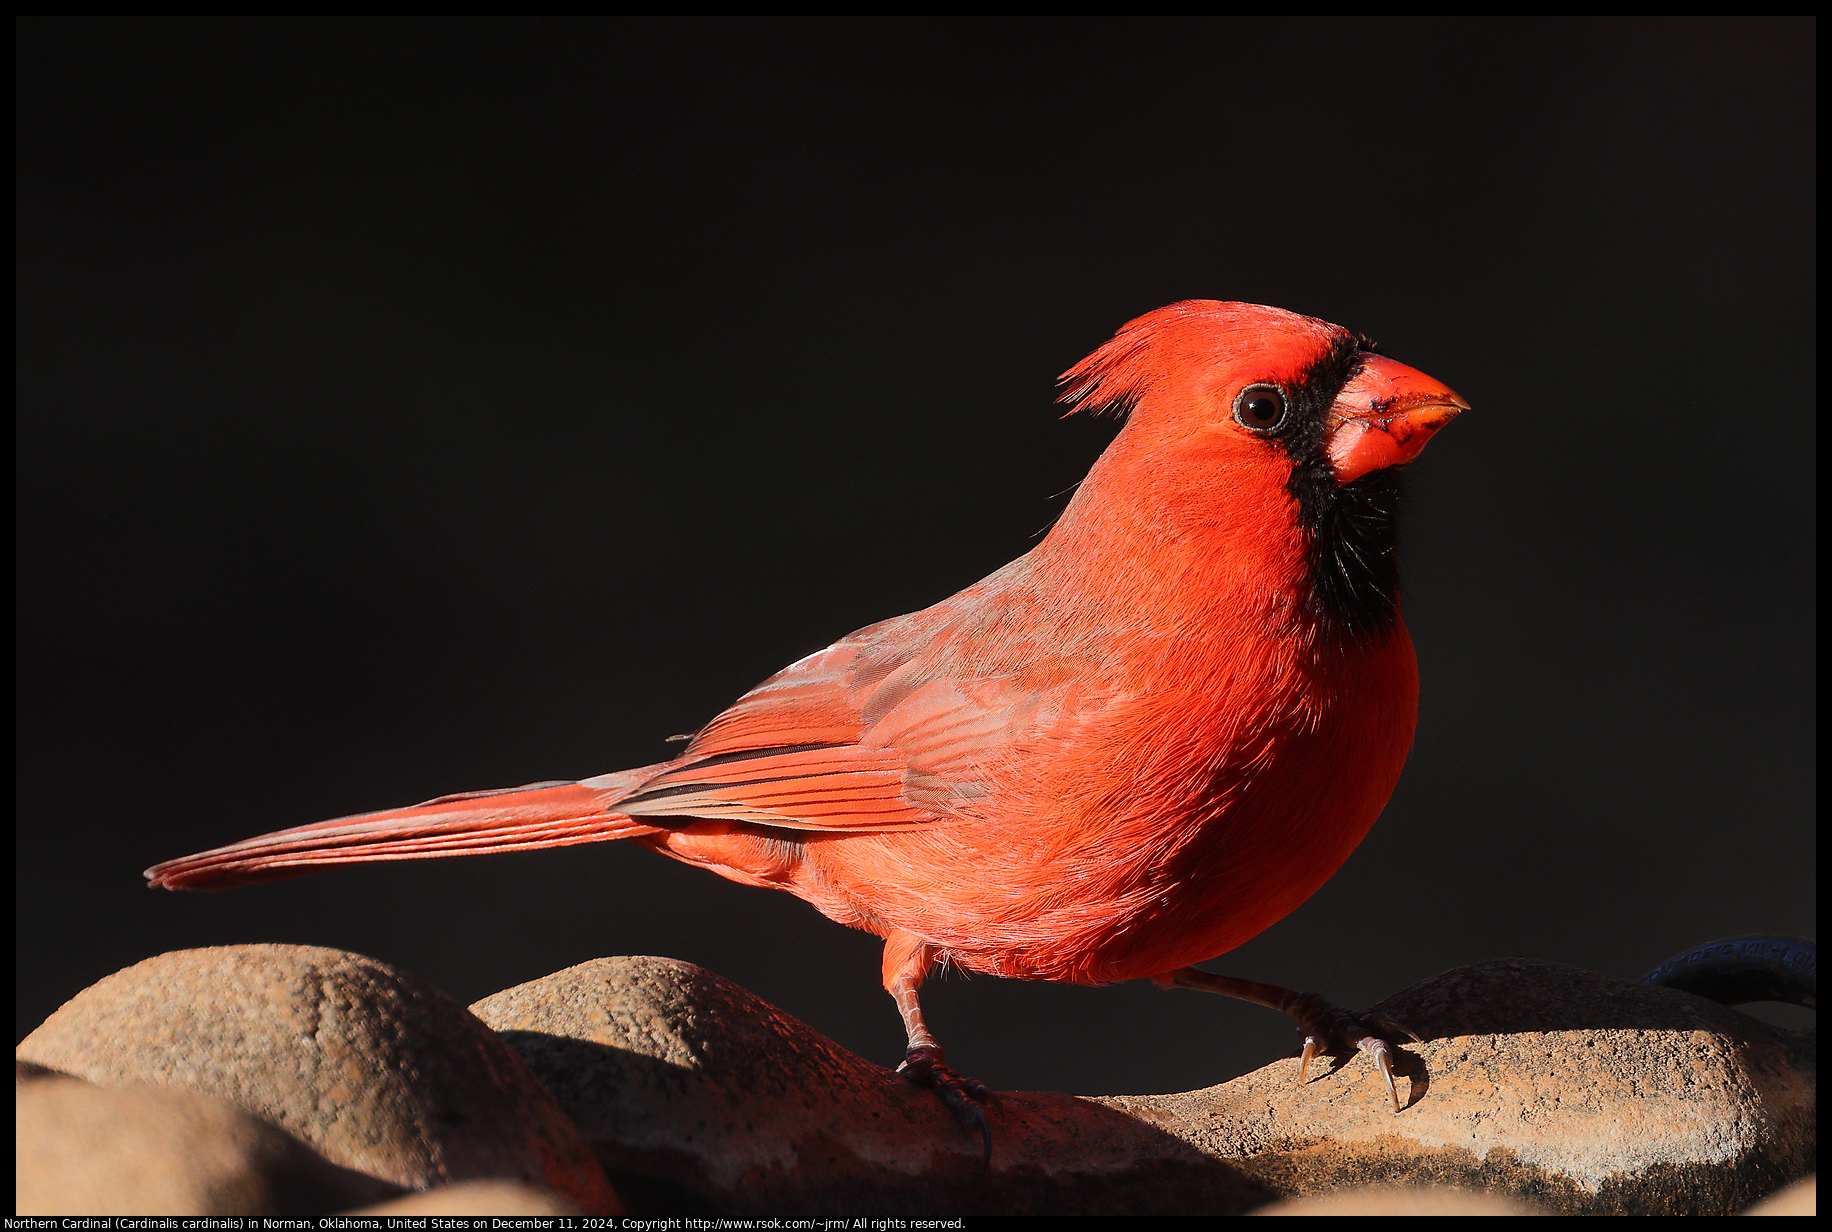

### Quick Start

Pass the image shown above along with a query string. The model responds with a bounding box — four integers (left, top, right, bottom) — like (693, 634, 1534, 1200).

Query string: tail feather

(144, 780, 664, 891)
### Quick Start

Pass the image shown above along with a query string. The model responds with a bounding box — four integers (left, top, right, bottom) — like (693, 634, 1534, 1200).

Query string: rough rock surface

(1744, 1174, 1816, 1215)
(349, 1179, 585, 1215)
(474, 955, 1814, 1216)
(16, 946, 1810, 1216)
(471, 955, 1262, 1214)
(1249, 1184, 1544, 1214)
(16, 945, 620, 1214)
(1104, 958, 1815, 1215)
(15, 1070, 404, 1215)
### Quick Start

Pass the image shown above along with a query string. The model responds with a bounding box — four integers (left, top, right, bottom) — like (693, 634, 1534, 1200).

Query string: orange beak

(1324, 354, 1468, 484)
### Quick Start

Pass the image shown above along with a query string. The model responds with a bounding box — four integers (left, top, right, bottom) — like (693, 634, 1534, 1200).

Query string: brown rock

(17, 945, 621, 1214)
(1744, 1174, 1815, 1215)
(16, 1073, 404, 1215)
(1250, 1184, 1544, 1214)
(471, 955, 1270, 1214)
(349, 1178, 585, 1215)
(1104, 958, 1815, 1216)
(474, 956, 1813, 1216)
(1135, 960, 1810, 1217)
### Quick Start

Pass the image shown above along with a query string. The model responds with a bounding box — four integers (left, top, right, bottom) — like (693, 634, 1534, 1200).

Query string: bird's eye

(1232, 384, 1289, 433)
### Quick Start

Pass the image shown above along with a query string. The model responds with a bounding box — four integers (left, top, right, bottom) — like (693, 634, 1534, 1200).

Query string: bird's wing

(598, 741, 926, 830)
(602, 617, 1093, 832)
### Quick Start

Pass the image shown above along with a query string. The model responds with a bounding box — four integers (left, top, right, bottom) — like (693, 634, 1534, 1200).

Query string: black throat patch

(1279, 333, 1405, 645)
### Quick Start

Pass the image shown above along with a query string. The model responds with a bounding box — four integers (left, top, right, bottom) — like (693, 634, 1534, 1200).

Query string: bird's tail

(144, 766, 668, 891)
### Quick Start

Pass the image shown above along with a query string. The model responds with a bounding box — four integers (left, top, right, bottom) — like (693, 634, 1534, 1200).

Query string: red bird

(147, 301, 1465, 1149)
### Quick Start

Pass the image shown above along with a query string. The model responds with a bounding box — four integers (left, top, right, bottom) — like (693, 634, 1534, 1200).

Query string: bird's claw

(898, 1045, 993, 1162)
(1290, 994, 1418, 1112)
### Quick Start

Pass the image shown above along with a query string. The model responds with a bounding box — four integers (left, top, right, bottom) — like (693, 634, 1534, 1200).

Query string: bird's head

(1059, 300, 1465, 486)
(1055, 301, 1467, 641)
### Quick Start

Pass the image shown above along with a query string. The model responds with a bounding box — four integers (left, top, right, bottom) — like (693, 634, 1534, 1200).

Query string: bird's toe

(1290, 993, 1418, 1112)
(898, 1046, 993, 1162)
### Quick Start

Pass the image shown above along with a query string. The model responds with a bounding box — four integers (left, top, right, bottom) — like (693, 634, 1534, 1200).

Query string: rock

(1744, 1174, 1815, 1215)
(474, 956, 1813, 1215)
(17, 945, 621, 1214)
(15, 1073, 404, 1215)
(1249, 1184, 1544, 1214)
(16, 1059, 68, 1083)
(470, 955, 1271, 1214)
(1107, 958, 1815, 1215)
(348, 1179, 585, 1214)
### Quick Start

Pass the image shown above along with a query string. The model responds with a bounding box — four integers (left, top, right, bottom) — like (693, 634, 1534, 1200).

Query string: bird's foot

(897, 1045, 992, 1162)
(1286, 992, 1420, 1112)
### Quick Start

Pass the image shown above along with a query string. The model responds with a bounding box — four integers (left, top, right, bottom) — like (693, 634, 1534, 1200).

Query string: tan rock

(474, 956, 1813, 1216)
(1125, 957, 1815, 1216)
(1250, 1184, 1544, 1214)
(17, 945, 621, 1214)
(17, 1059, 68, 1083)
(16, 1073, 403, 1215)
(348, 1178, 584, 1214)
(471, 955, 1268, 1214)
(1744, 1174, 1815, 1215)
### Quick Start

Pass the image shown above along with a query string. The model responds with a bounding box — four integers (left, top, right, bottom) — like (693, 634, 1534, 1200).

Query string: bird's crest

(1055, 302, 1207, 418)
(1056, 300, 1346, 419)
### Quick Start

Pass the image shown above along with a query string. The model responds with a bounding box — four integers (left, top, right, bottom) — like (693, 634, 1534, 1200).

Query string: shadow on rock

(474, 955, 1815, 1216)
(471, 956, 1275, 1215)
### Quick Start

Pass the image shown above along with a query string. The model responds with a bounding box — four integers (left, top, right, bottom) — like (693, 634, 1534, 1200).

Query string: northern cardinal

(147, 301, 1465, 1151)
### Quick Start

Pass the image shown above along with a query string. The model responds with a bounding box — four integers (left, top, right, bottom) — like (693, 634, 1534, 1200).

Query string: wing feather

(614, 602, 1100, 833)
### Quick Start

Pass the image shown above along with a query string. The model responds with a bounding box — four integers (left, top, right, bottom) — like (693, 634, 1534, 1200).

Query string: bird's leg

(883, 930, 992, 1161)
(1157, 967, 1419, 1111)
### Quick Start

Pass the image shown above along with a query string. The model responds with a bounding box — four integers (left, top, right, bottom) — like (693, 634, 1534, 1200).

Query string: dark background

(17, 18, 1815, 1092)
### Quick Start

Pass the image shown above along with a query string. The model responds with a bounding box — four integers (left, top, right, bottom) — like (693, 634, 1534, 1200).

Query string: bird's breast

(805, 622, 1420, 984)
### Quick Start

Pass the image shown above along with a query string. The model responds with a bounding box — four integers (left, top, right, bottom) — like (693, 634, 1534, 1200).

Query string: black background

(17, 18, 1815, 1093)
